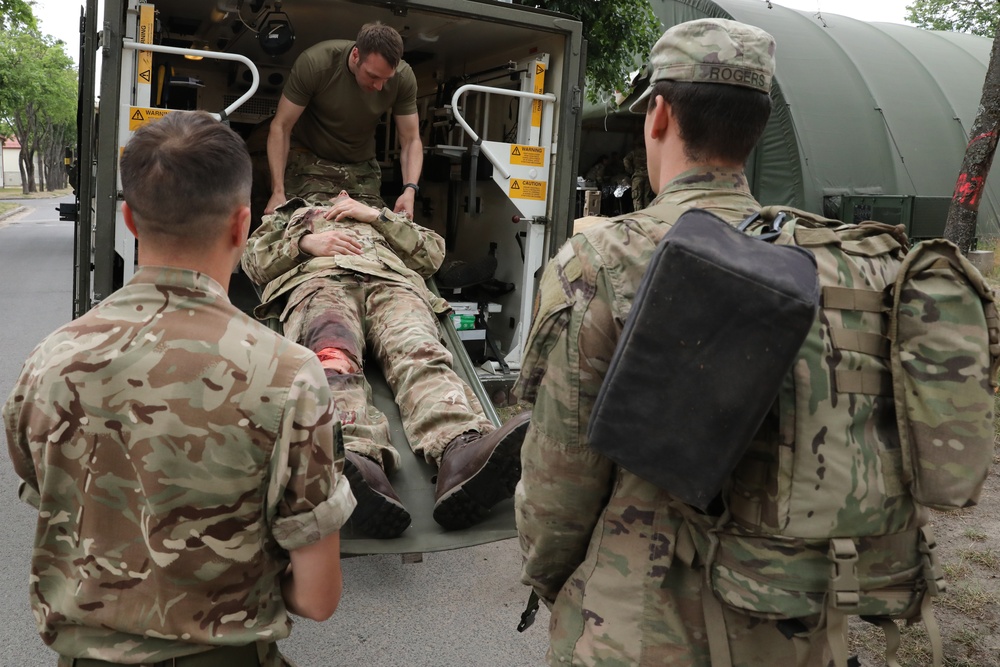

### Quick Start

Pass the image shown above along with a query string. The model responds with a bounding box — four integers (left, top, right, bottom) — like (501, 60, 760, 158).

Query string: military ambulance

(69, 0, 584, 554)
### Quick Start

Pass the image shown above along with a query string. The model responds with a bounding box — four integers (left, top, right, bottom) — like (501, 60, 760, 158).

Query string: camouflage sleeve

(3, 361, 42, 508)
(623, 151, 634, 175)
(513, 239, 617, 605)
(370, 207, 446, 277)
(269, 357, 357, 551)
(242, 198, 311, 287)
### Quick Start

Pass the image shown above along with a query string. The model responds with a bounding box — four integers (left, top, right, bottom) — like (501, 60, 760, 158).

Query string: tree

(942, 21, 1000, 252)
(907, 1, 1000, 251)
(0, 27, 77, 194)
(518, 0, 660, 103)
(906, 0, 998, 36)
(0, 0, 35, 32)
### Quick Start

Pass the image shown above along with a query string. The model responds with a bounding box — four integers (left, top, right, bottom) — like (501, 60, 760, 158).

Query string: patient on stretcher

(242, 190, 530, 538)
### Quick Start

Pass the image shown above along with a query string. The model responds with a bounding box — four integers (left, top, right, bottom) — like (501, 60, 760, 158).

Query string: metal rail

(121, 41, 259, 120)
(450, 84, 555, 180)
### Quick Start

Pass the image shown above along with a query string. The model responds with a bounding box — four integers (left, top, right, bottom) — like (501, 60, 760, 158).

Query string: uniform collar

(649, 166, 750, 206)
(128, 266, 230, 301)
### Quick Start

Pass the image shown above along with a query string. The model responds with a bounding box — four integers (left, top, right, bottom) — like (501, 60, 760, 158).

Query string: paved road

(0, 198, 550, 666)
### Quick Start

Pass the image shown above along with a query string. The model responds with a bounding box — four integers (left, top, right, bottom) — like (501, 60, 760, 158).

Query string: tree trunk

(43, 124, 69, 191)
(18, 148, 29, 195)
(943, 22, 1000, 253)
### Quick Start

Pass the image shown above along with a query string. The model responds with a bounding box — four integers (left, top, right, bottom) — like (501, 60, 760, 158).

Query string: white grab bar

(122, 40, 259, 121)
(451, 84, 555, 180)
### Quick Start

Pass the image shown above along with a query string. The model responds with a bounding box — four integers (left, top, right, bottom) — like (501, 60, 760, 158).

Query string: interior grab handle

(121, 40, 259, 121)
(450, 84, 555, 180)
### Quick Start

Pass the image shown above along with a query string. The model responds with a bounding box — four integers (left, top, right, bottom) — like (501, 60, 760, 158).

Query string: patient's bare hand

(300, 229, 363, 257)
(324, 191, 380, 223)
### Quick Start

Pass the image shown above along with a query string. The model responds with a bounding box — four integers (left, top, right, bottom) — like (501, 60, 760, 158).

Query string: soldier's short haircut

(647, 80, 771, 165)
(119, 111, 252, 240)
(355, 22, 404, 69)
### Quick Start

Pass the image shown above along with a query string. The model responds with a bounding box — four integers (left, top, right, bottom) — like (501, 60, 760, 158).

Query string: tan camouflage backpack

(684, 206, 1000, 667)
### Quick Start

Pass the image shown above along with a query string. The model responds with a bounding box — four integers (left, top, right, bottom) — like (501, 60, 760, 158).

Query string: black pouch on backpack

(586, 208, 820, 510)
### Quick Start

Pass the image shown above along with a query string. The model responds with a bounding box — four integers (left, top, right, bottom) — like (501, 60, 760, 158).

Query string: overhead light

(184, 44, 209, 61)
(258, 3, 294, 56)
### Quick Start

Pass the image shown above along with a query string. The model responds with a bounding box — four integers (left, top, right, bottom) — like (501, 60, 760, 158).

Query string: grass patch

(938, 582, 1000, 619)
(950, 626, 986, 652)
(963, 527, 988, 542)
(959, 548, 1000, 572)
(943, 559, 973, 581)
(0, 186, 71, 199)
(0, 202, 16, 217)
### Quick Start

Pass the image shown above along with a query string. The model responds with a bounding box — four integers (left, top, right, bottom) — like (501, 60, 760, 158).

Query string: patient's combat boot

(432, 412, 531, 530)
(344, 451, 411, 538)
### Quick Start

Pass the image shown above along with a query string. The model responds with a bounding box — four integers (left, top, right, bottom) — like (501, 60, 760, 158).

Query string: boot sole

(344, 457, 411, 539)
(432, 418, 530, 531)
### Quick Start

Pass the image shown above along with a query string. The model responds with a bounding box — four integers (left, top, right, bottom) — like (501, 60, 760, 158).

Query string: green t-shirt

(283, 39, 418, 163)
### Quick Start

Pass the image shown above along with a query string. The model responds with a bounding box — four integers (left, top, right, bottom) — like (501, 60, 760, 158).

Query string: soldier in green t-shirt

(266, 22, 423, 218)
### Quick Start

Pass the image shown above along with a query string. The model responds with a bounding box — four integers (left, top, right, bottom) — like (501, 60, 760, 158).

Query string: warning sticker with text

(509, 179, 547, 201)
(129, 107, 174, 131)
(510, 144, 545, 167)
(137, 4, 154, 85)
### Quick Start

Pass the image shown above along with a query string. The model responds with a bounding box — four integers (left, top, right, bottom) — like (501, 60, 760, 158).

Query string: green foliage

(905, 0, 1000, 37)
(0, 23, 78, 190)
(0, 0, 36, 32)
(519, 0, 660, 103)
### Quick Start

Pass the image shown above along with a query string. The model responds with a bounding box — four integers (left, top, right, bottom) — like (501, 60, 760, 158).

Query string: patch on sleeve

(556, 242, 583, 283)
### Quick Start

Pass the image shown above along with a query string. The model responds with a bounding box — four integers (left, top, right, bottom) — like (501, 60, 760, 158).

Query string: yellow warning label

(137, 4, 154, 86)
(531, 62, 546, 128)
(129, 107, 174, 131)
(509, 178, 547, 201)
(510, 144, 545, 167)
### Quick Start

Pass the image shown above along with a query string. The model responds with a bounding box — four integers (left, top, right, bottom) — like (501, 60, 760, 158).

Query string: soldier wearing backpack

(513, 18, 809, 665)
(515, 16, 999, 667)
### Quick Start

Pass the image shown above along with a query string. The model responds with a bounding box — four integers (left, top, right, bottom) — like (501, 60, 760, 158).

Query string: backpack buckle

(829, 538, 860, 610)
(919, 526, 948, 596)
(737, 211, 788, 241)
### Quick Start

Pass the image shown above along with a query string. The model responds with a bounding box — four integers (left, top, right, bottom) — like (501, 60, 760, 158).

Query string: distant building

(1, 137, 44, 189)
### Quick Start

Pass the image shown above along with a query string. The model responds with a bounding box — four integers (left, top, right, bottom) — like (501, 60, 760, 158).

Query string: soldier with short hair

(514, 19, 833, 665)
(265, 21, 423, 218)
(4, 111, 356, 667)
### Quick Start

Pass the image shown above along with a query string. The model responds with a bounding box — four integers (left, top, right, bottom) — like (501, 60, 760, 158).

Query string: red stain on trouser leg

(303, 313, 362, 376)
(317, 347, 356, 374)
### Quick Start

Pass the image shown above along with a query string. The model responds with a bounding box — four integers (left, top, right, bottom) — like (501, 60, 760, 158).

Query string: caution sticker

(509, 178, 547, 201)
(137, 3, 154, 85)
(510, 144, 545, 167)
(129, 107, 174, 131)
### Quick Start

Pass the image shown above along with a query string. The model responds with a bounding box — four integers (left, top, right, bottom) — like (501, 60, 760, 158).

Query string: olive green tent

(584, 0, 1000, 238)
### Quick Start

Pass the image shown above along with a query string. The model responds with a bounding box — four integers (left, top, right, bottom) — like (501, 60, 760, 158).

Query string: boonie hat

(630, 18, 776, 113)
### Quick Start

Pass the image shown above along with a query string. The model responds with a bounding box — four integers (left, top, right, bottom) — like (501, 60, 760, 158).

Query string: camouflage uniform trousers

(283, 274, 494, 471)
(631, 173, 652, 211)
(285, 148, 383, 206)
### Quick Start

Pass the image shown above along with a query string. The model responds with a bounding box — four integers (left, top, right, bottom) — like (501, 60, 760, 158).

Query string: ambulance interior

(132, 0, 576, 389)
(113, 0, 580, 554)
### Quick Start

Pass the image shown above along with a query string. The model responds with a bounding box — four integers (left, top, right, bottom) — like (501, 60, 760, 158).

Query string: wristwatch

(403, 182, 420, 195)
